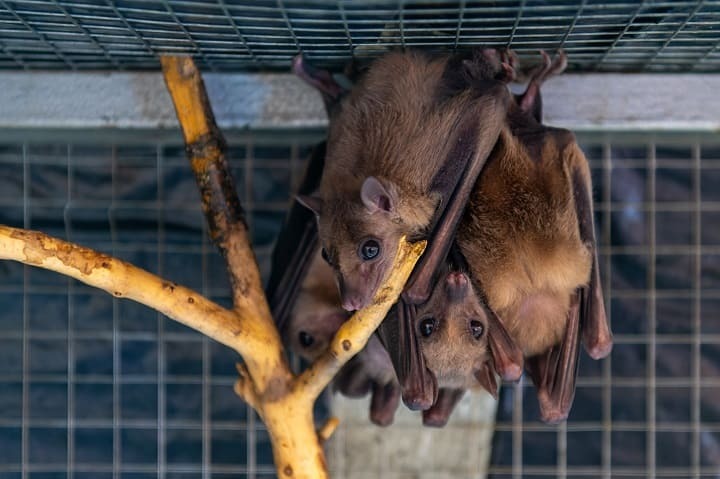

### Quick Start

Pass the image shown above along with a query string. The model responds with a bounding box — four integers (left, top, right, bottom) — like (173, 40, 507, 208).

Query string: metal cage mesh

(1, 129, 719, 478)
(1, 0, 719, 72)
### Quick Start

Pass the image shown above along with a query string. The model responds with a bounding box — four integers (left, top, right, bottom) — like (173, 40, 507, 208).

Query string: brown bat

(296, 49, 512, 312)
(410, 51, 612, 423)
(265, 70, 404, 426)
(286, 248, 401, 426)
(294, 50, 522, 414)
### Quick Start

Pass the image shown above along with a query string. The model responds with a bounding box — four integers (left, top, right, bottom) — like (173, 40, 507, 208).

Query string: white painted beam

(1, 72, 719, 131)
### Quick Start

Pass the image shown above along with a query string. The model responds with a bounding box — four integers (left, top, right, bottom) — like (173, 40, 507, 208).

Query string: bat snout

(445, 271, 469, 302)
(341, 295, 366, 312)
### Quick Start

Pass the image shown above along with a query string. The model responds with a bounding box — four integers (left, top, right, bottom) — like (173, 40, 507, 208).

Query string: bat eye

(419, 318, 437, 338)
(470, 320, 484, 340)
(321, 248, 330, 264)
(359, 239, 380, 261)
(298, 331, 314, 348)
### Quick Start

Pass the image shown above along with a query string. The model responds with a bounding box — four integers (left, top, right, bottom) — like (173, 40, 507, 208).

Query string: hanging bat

(286, 248, 401, 426)
(294, 49, 519, 414)
(265, 70, 400, 426)
(296, 49, 512, 312)
(410, 51, 612, 423)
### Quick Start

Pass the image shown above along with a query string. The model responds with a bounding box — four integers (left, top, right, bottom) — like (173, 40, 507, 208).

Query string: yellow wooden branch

(0, 223, 423, 478)
(297, 239, 426, 399)
(0, 54, 427, 479)
(0, 226, 271, 365)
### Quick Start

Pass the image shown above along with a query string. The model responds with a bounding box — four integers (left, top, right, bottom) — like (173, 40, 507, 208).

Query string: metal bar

(156, 143, 167, 479)
(596, 1, 647, 66)
(641, 0, 706, 69)
(512, 378, 523, 479)
(691, 141, 702, 479)
(218, 0, 258, 64)
(64, 143, 75, 479)
(161, 0, 216, 72)
(646, 141, 657, 479)
(276, 0, 302, 55)
(21, 142, 30, 479)
(103, 0, 156, 59)
(601, 140, 613, 479)
(453, 0, 465, 51)
(338, 1, 354, 54)
(0, 0, 74, 69)
(506, 0, 526, 47)
(109, 144, 121, 479)
(49, 0, 121, 69)
(558, 0, 586, 49)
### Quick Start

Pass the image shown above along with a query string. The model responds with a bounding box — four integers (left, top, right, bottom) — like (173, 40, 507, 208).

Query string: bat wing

(377, 301, 438, 411)
(403, 84, 509, 305)
(265, 142, 326, 331)
(422, 388, 466, 427)
(523, 137, 612, 423)
(571, 153, 613, 359)
(525, 290, 581, 424)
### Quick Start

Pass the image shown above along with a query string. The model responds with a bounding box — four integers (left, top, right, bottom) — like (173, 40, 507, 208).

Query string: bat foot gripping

(422, 388, 465, 427)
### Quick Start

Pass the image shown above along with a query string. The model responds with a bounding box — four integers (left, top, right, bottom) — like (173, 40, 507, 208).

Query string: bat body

(286, 248, 400, 426)
(413, 52, 612, 423)
(298, 50, 511, 311)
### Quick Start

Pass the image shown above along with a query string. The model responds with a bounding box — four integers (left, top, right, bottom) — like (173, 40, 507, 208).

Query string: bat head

(285, 250, 350, 361)
(414, 269, 493, 391)
(298, 176, 407, 311)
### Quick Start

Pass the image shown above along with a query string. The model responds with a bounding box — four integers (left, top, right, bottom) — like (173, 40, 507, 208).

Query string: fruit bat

(292, 49, 521, 416)
(266, 140, 401, 426)
(296, 49, 512, 312)
(403, 51, 613, 423)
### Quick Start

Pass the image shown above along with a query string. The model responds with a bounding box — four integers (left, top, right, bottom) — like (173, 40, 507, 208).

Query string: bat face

(414, 269, 492, 390)
(285, 248, 402, 426)
(299, 176, 408, 311)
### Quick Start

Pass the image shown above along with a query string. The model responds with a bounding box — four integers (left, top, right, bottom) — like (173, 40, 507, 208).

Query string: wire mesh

(488, 133, 720, 479)
(0, 129, 326, 479)
(0, 0, 719, 73)
(0, 128, 719, 478)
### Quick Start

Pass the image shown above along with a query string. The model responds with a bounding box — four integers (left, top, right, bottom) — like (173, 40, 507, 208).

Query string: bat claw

(584, 337, 613, 360)
(536, 390, 570, 424)
(422, 409, 451, 427)
(500, 362, 523, 382)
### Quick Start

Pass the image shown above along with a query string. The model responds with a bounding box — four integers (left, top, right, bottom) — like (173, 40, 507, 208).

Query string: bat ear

(486, 309, 524, 381)
(296, 195, 323, 215)
(361, 176, 395, 214)
(474, 363, 499, 400)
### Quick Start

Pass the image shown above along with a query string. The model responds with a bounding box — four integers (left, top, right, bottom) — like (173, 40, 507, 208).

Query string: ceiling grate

(0, 0, 718, 72)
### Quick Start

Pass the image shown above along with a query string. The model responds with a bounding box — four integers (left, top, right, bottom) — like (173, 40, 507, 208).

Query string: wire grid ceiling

(0, 129, 719, 477)
(0, 0, 719, 72)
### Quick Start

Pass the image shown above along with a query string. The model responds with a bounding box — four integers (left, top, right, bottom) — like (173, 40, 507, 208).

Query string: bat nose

(446, 271, 467, 287)
(341, 295, 364, 312)
(445, 271, 469, 301)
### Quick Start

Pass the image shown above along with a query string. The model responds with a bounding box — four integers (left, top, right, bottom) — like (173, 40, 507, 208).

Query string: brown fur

(314, 50, 511, 309)
(415, 269, 492, 390)
(457, 122, 592, 357)
(287, 249, 399, 424)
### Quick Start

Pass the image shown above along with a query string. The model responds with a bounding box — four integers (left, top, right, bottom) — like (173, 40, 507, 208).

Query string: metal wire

(488, 133, 720, 479)
(1, 129, 719, 478)
(0, 131, 322, 479)
(0, 0, 718, 72)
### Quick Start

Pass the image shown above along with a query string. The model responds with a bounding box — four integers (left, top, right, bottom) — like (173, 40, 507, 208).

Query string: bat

(379, 246, 523, 424)
(410, 51, 612, 423)
(296, 49, 512, 312)
(294, 49, 518, 415)
(286, 248, 401, 426)
(266, 68, 400, 426)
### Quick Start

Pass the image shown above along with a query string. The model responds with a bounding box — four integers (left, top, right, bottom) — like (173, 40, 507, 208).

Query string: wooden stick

(0, 55, 427, 479)
(0, 224, 423, 478)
